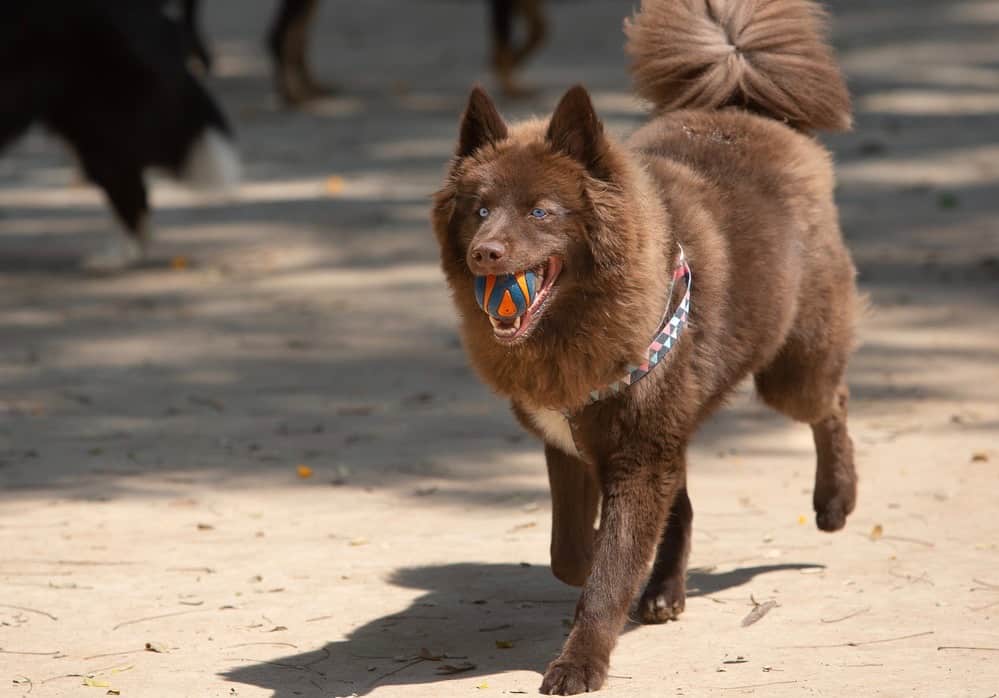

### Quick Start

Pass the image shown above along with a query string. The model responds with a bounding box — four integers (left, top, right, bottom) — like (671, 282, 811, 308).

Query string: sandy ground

(2, 1, 998, 696)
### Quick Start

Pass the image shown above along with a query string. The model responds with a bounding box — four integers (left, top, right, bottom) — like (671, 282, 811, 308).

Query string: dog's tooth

(513, 316, 522, 330)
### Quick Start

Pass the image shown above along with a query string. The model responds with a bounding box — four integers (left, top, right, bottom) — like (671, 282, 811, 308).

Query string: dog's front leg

(546, 445, 599, 587)
(540, 450, 680, 695)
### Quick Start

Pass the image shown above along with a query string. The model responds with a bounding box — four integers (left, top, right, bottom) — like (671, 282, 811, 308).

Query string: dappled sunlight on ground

(1, 0, 997, 696)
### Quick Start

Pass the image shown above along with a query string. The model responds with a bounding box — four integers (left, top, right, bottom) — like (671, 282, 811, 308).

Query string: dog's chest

(525, 406, 581, 459)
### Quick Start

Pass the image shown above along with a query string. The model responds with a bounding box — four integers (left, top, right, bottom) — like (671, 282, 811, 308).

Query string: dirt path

(1, 1, 998, 696)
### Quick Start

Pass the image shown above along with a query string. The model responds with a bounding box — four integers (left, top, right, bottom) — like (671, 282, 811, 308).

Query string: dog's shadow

(222, 561, 822, 697)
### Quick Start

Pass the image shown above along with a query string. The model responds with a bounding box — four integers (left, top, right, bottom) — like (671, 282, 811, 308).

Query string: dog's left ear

(546, 85, 610, 177)
(457, 86, 508, 157)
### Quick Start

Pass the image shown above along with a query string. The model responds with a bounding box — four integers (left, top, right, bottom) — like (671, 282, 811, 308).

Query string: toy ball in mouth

(474, 270, 537, 320)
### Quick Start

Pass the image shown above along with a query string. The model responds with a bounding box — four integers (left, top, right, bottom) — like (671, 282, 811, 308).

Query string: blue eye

(530, 208, 547, 219)
(478, 207, 490, 218)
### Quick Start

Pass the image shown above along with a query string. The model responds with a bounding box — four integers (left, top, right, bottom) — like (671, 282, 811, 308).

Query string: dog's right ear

(457, 86, 508, 157)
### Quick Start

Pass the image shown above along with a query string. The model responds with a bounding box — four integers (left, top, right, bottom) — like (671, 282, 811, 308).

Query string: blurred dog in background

(0, 0, 239, 271)
(173, 0, 330, 106)
(175, 0, 549, 104)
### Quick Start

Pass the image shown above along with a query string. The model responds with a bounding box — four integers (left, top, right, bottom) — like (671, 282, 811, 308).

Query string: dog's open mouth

(488, 256, 563, 343)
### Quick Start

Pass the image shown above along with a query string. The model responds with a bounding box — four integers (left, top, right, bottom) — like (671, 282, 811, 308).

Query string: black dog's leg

(180, 0, 213, 71)
(78, 155, 150, 270)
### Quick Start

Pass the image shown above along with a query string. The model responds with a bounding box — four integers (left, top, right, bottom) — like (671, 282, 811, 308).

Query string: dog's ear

(457, 86, 508, 157)
(546, 85, 609, 177)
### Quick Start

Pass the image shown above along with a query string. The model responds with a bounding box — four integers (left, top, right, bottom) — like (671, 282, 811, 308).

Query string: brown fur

(432, 0, 858, 693)
(625, 0, 852, 131)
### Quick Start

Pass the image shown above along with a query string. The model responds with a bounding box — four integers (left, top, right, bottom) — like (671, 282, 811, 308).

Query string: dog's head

(432, 85, 656, 405)
(433, 85, 620, 345)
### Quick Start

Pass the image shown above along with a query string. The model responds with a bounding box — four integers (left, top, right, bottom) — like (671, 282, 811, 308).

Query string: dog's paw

(82, 237, 145, 273)
(814, 493, 854, 532)
(540, 656, 608, 695)
(814, 475, 857, 532)
(638, 582, 686, 624)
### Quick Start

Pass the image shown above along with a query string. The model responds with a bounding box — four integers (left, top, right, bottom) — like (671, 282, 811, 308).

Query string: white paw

(182, 128, 241, 193)
(81, 236, 145, 272)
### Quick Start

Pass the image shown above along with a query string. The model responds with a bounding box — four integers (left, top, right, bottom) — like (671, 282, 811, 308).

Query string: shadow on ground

(223, 561, 821, 697)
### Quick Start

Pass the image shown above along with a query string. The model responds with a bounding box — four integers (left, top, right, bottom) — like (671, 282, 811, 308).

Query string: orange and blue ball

(475, 270, 538, 320)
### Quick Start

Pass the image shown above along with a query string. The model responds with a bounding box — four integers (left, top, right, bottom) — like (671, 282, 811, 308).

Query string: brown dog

(432, 0, 858, 693)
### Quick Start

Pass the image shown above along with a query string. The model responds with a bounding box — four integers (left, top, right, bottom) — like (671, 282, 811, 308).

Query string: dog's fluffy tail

(624, 0, 851, 131)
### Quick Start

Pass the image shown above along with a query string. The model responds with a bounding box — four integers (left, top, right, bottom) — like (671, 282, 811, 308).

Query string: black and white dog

(0, 0, 239, 270)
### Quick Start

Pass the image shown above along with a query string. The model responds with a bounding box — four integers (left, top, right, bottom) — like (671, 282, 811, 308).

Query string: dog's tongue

(474, 270, 537, 320)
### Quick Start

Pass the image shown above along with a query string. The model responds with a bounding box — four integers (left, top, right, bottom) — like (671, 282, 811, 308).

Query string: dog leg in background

(541, 450, 682, 695)
(512, 0, 547, 66)
(638, 472, 692, 623)
(79, 161, 150, 272)
(490, 0, 547, 97)
(268, 0, 330, 105)
(179, 0, 213, 72)
(545, 445, 599, 587)
(491, 0, 517, 94)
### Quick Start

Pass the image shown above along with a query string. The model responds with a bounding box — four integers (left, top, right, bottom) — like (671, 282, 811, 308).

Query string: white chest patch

(526, 407, 581, 459)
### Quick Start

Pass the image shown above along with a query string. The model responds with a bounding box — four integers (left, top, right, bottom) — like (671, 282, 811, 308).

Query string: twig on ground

(889, 569, 934, 586)
(820, 607, 871, 624)
(230, 658, 309, 672)
(712, 680, 800, 690)
(302, 647, 331, 667)
(82, 649, 146, 661)
(782, 630, 933, 649)
(224, 642, 299, 650)
(167, 567, 215, 574)
(0, 604, 58, 620)
(881, 535, 934, 547)
(367, 658, 425, 687)
(0, 648, 60, 656)
(40, 674, 83, 685)
(112, 609, 203, 631)
(937, 645, 999, 652)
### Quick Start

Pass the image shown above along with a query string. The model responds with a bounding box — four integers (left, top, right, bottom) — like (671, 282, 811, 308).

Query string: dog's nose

(471, 241, 506, 265)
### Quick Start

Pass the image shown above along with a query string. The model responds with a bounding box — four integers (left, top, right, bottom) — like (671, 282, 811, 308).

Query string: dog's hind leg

(754, 295, 858, 532)
(79, 160, 150, 272)
(808, 384, 855, 531)
(637, 471, 691, 623)
(490, 0, 518, 95)
(269, 0, 329, 105)
(512, 0, 548, 67)
(545, 445, 599, 587)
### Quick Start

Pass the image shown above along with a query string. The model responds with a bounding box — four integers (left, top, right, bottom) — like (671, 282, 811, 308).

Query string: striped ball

(474, 270, 538, 320)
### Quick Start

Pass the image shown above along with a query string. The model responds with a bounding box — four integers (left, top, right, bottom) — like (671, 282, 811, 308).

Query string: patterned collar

(564, 245, 692, 415)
